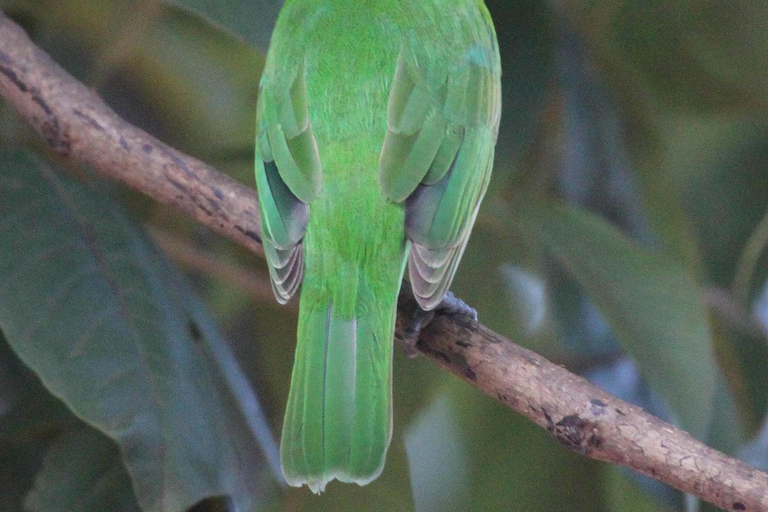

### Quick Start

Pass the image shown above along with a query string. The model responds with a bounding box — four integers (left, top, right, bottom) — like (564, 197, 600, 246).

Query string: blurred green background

(1, 0, 768, 511)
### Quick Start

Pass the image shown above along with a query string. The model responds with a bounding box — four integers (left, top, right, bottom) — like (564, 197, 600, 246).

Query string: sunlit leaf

(0, 151, 274, 512)
(509, 198, 716, 437)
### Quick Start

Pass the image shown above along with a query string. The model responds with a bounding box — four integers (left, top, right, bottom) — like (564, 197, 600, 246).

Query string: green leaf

(709, 292, 768, 436)
(162, 0, 282, 52)
(453, 380, 605, 511)
(0, 151, 275, 512)
(405, 389, 470, 512)
(603, 467, 675, 512)
(1, 329, 140, 512)
(485, 0, 556, 187)
(509, 198, 716, 437)
(25, 427, 141, 512)
(569, 0, 768, 113)
(121, 7, 264, 159)
(0, 331, 69, 512)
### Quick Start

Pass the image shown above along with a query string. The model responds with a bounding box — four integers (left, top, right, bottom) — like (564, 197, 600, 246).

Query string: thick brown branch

(0, 12, 263, 255)
(0, 11, 766, 512)
(395, 285, 768, 511)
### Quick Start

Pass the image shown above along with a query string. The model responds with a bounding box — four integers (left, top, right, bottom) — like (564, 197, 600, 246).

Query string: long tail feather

(281, 285, 395, 493)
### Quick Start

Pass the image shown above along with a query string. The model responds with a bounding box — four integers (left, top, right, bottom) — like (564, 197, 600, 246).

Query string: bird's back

(255, 0, 500, 492)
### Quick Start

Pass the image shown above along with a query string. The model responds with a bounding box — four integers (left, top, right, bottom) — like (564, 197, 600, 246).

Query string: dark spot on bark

(167, 178, 188, 194)
(168, 152, 197, 179)
(205, 195, 222, 212)
(529, 405, 537, 412)
(31, 93, 52, 116)
(213, 187, 224, 200)
(119, 136, 129, 151)
(542, 408, 554, 428)
(143, 144, 153, 154)
(615, 409, 625, 416)
(31, 94, 69, 155)
(590, 399, 607, 416)
(234, 225, 262, 244)
(168, 180, 211, 215)
(418, 342, 476, 380)
(456, 340, 471, 348)
(0, 62, 28, 92)
(733, 502, 746, 510)
(545, 413, 596, 455)
(73, 109, 103, 131)
(0, 56, 68, 154)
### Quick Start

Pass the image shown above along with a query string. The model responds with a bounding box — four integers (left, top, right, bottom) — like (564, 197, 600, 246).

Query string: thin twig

(0, 11, 766, 511)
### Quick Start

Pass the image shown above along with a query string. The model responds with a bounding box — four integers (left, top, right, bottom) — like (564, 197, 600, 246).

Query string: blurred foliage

(0, 0, 767, 511)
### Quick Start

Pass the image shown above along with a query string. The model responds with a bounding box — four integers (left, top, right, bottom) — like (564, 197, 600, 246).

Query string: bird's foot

(401, 307, 435, 358)
(436, 291, 478, 321)
(400, 290, 477, 358)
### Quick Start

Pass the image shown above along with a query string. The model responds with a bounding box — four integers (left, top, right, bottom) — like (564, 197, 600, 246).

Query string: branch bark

(0, 11, 766, 512)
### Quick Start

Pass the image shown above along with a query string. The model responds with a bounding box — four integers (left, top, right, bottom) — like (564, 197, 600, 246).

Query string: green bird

(254, 0, 501, 493)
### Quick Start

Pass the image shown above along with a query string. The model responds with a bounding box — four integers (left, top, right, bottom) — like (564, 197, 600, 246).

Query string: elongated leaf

(162, 0, 282, 52)
(405, 390, 470, 512)
(453, 379, 605, 511)
(0, 331, 69, 512)
(510, 198, 716, 437)
(1, 330, 141, 511)
(484, 0, 555, 188)
(569, 0, 768, 112)
(0, 151, 274, 512)
(603, 467, 675, 512)
(709, 291, 768, 436)
(25, 427, 141, 512)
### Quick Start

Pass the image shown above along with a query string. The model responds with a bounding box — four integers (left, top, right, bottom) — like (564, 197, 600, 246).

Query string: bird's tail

(280, 277, 397, 493)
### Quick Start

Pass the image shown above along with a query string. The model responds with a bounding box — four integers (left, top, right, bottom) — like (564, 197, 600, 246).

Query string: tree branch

(0, 11, 765, 512)
(0, 12, 263, 256)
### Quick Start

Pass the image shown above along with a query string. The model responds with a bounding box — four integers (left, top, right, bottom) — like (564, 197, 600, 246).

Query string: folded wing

(379, 39, 501, 310)
(255, 62, 321, 303)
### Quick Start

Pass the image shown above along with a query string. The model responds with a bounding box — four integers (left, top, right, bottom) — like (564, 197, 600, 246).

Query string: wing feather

(255, 61, 322, 303)
(379, 31, 501, 310)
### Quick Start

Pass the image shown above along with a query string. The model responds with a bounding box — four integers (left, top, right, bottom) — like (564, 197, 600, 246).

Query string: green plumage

(255, 0, 501, 493)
